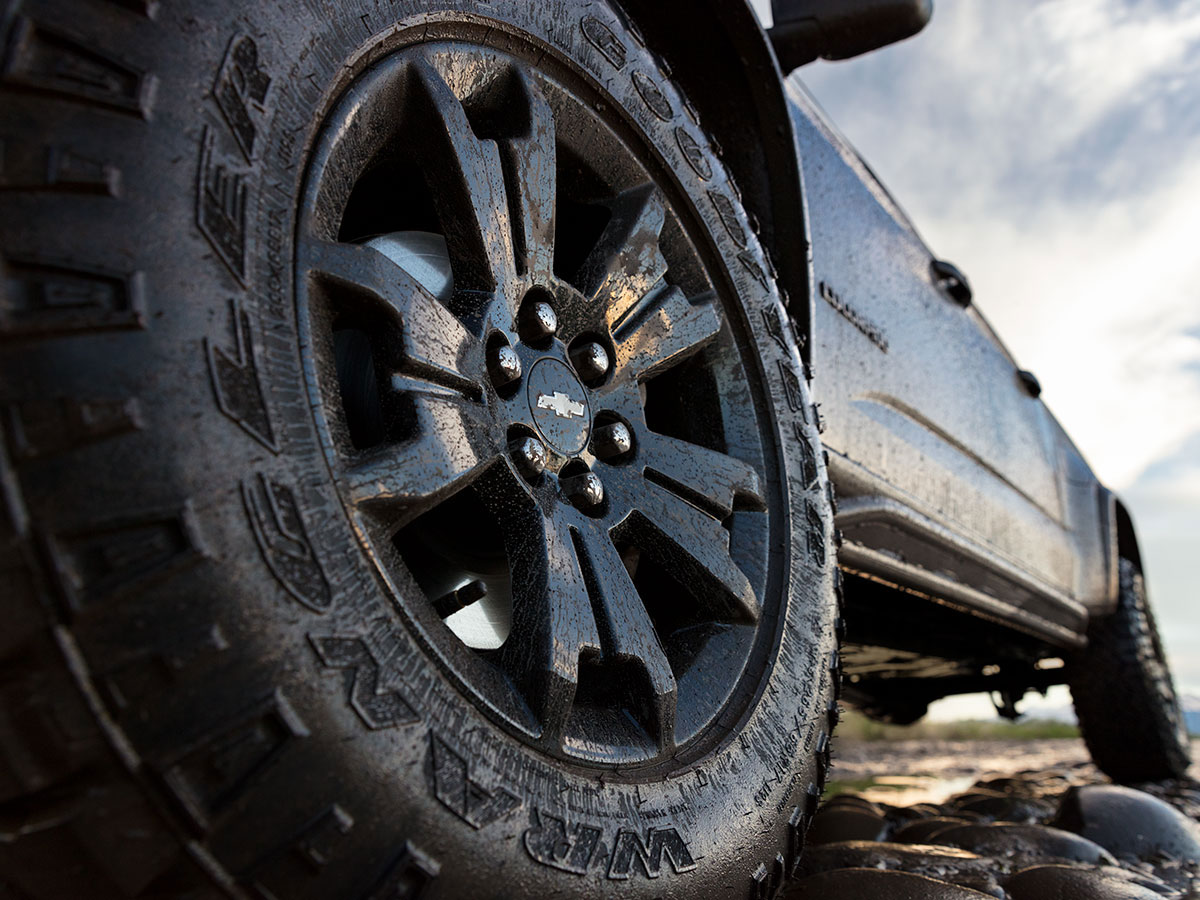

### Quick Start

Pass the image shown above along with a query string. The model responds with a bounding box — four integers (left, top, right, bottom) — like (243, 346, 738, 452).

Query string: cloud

(779, 0, 1200, 698)
(796, 0, 1200, 491)
(947, 166, 1200, 489)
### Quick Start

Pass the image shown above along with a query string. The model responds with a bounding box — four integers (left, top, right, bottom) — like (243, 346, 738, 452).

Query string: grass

(836, 709, 1081, 742)
(820, 775, 920, 798)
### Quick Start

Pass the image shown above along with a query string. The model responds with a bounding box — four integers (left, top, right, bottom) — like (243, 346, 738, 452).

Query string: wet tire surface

(0, 2, 839, 897)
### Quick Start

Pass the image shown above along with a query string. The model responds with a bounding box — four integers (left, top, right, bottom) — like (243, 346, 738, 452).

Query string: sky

(749, 0, 1200, 718)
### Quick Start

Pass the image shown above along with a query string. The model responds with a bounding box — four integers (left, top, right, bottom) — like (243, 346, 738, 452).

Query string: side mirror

(768, 0, 932, 71)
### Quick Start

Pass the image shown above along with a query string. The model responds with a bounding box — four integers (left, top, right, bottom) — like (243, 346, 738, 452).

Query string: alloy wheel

(297, 42, 780, 766)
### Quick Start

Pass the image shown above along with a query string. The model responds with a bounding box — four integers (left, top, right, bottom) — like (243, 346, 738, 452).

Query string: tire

(1070, 557, 1191, 782)
(0, 3, 839, 897)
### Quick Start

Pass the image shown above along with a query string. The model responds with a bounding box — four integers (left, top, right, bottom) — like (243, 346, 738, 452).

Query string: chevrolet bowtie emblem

(537, 391, 586, 419)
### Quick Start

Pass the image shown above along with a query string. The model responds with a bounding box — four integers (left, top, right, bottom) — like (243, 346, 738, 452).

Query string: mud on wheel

(0, 2, 838, 897)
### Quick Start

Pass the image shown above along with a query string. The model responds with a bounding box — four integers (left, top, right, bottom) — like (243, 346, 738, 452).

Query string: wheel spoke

(613, 285, 722, 382)
(407, 57, 514, 291)
(574, 184, 669, 326)
(499, 508, 601, 744)
(628, 480, 759, 623)
(343, 394, 493, 523)
(301, 236, 484, 397)
(574, 526, 677, 750)
(640, 432, 764, 519)
(298, 40, 781, 765)
(502, 69, 556, 280)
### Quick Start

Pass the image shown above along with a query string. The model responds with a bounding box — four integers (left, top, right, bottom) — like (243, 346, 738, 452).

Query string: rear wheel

(1070, 558, 1191, 782)
(0, 2, 838, 897)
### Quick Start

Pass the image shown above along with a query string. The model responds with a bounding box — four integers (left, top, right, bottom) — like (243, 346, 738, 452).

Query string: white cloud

(952, 163, 1200, 488)
(1023, 0, 1200, 151)
(799, 0, 1200, 490)
(791, 0, 1200, 708)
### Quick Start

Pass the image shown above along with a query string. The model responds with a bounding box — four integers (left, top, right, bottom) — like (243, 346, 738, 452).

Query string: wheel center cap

(527, 358, 591, 455)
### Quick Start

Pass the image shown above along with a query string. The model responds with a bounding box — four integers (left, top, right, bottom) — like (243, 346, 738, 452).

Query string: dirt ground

(831, 737, 1097, 805)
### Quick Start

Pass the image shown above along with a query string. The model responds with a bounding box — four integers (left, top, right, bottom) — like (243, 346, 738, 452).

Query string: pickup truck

(0, 0, 1185, 897)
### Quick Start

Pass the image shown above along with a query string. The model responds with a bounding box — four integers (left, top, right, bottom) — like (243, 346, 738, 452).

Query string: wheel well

(612, 1, 813, 363)
(1113, 497, 1143, 572)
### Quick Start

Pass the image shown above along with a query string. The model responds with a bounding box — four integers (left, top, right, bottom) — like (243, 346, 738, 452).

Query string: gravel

(782, 738, 1200, 898)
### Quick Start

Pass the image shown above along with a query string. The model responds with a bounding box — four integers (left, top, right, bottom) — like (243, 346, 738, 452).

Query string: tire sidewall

(5, 2, 837, 896)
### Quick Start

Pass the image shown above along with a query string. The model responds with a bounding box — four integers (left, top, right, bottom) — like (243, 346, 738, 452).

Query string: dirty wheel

(0, 2, 838, 897)
(1070, 557, 1191, 782)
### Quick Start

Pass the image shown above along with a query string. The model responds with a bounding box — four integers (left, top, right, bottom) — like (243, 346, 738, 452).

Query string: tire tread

(1070, 557, 1190, 782)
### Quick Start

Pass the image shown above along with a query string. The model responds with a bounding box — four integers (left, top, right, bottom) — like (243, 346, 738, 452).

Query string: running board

(836, 539, 1086, 649)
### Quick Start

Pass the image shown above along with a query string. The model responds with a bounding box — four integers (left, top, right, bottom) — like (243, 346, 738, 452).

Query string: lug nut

(570, 341, 610, 382)
(511, 435, 548, 478)
(488, 343, 522, 389)
(561, 470, 604, 510)
(520, 299, 558, 341)
(592, 421, 633, 459)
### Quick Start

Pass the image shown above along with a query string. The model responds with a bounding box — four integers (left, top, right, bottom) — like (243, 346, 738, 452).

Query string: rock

(823, 794, 885, 815)
(1006, 864, 1167, 899)
(949, 782, 1056, 820)
(936, 807, 989, 823)
(806, 804, 888, 845)
(1053, 784, 1200, 862)
(798, 841, 1003, 897)
(893, 817, 978, 844)
(952, 794, 1049, 824)
(784, 868, 998, 898)
(908, 803, 946, 819)
(799, 840, 980, 873)
(950, 788, 1010, 803)
(880, 801, 944, 826)
(975, 777, 1033, 795)
(931, 823, 1116, 865)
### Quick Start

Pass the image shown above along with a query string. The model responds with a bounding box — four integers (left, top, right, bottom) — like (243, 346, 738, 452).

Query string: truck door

(790, 81, 1083, 638)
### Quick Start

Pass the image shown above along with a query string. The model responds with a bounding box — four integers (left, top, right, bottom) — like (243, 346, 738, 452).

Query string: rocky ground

(783, 738, 1200, 898)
